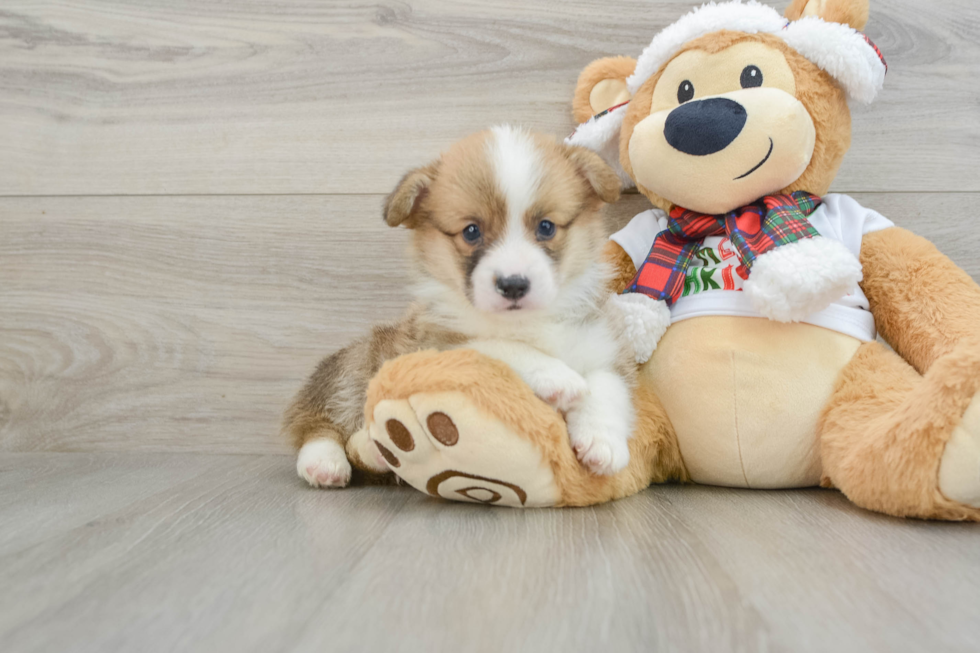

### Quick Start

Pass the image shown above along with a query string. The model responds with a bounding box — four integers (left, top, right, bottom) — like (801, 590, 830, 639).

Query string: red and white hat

(567, 0, 888, 184)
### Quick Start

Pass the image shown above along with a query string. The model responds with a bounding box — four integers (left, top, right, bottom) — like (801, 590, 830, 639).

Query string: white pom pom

(744, 238, 863, 323)
(609, 293, 672, 364)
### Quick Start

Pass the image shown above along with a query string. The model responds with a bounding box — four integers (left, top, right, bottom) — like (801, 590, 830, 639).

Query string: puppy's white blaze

(489, 125, 542, 227)
(472, 126, 558, 314)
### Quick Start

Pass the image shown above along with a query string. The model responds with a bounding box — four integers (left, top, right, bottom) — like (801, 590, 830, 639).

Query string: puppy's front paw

(524, 365, 589, 412)
(566, 409, 631, 476)
(297, 438, 352, 488)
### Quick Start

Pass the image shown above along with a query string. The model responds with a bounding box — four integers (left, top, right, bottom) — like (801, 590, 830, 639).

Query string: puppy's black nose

(495, 275, 530, 301)
(664, 98, 747, 156)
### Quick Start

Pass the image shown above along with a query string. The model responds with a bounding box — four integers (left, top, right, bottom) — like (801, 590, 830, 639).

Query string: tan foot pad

(368, 391, 561, 508)
(939, 395, 980, 508)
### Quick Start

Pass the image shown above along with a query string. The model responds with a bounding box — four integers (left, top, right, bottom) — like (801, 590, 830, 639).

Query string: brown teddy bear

(355, 0, 980, 520)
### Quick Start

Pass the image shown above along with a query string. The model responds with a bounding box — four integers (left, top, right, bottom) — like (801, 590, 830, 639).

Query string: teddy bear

(351, 0, 980, 520)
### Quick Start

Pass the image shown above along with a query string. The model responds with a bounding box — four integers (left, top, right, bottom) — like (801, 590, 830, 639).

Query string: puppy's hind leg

(284, 320, 419, 488)
(292, 422, 388, 488)
(297, 436, 352, 489)
(282, 342, 375, 488)
(283, 402, 355, 488)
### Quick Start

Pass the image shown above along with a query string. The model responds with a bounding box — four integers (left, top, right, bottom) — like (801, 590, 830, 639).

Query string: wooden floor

(1, 1, 979, 651)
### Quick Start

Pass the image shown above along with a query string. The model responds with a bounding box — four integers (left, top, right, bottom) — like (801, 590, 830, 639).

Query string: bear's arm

(861, 226, 980, 374)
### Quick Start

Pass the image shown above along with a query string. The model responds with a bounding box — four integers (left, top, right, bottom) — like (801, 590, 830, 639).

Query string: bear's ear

(383, 163, 438, 227)
(785, 0, 869, 30)
(572, 56, 637, 125)
(563, 145, 621, 204)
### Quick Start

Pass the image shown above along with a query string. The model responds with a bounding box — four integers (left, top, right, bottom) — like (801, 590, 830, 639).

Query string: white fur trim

(782, 17, 886, 104)
(627, 1, 786, 96)
(610, 293, 672, 363)
(743, 237, 863, 323)
(626, 0, 885, 103)
(565, 106, 633, 188)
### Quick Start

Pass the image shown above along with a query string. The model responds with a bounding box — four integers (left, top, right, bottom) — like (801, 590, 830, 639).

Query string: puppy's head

(384, 126, 620, 315)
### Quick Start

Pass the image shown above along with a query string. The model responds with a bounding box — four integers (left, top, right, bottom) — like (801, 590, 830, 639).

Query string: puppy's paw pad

(297, 439, 352, 488)
(527, 368, 589, 412)
(568, 430, 630, 476)
(543, 387, 585, 412)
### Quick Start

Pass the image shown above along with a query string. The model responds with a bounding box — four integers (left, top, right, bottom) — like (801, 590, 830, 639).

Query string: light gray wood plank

(0, 452, 228, 556)
(0, 0, 977, 196)
(0, 453, 977, 653)
(0, 453, 413, 653)
(2, 194, 979, 454)
(0, 195, 407, 454)
(660, 488, 980, 653)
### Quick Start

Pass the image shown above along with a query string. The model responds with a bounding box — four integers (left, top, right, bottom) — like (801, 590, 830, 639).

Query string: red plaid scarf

(626, 192, 823, 306)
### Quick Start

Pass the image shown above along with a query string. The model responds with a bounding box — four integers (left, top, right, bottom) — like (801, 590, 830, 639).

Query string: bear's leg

(819, 341, 980, 521)
(364, 348, 683, 507)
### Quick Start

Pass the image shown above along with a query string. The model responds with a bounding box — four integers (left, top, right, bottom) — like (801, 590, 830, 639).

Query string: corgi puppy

(283, 125, 647, 489)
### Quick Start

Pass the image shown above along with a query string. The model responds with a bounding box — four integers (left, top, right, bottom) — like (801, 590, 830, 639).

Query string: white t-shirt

(610, 194, 895, 342)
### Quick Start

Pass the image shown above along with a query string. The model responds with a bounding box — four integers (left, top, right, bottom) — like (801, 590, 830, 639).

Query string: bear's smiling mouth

(734, 137, 774, 180)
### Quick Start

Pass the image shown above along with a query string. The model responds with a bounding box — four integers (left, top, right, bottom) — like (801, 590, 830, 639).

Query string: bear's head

(568, 0, 886, 215)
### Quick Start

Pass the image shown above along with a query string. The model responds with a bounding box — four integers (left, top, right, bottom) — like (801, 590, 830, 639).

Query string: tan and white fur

(283, 126, 658, 488)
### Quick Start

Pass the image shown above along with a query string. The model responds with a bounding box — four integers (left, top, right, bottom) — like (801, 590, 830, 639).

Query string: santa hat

(567, 0, 888, 184)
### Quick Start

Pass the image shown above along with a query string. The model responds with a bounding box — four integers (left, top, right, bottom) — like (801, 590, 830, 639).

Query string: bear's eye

(677, 80, 695, 104)
(740, 65, 763, 89)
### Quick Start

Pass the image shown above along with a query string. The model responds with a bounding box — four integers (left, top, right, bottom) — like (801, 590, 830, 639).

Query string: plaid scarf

(626, 191, 823, 306)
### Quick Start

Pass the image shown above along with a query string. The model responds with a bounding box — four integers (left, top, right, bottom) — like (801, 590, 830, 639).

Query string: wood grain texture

(0, 195, 405, 453)
(2, 193, 979, 454)
(3, 194, 978, 454)
(2, 2, 979, 651)
(0, 0, 978, 196)
(0, 453, 977, 653)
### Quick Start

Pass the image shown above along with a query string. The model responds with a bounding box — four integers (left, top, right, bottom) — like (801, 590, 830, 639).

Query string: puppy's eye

(677, 80, 695, 104)
(536, 219, 556, 241)
(461, 223, 482, 244)
(740, 65, 763, 89)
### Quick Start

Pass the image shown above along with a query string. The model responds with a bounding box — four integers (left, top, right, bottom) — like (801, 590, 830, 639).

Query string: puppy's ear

(785, 0, 869, 30)
(573, 56, 637, 125)
(564, 145, 621, 204)
(383, 163, 438, 227)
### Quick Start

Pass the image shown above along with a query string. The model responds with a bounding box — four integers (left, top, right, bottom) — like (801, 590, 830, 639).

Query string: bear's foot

(821, 341, 980, 522)
(939, 394, 980, 509)
(368, 391, 562, 507)
(363, 348, 664, 507)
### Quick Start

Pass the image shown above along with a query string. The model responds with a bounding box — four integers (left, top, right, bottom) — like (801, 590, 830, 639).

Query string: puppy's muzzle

(496, 275, 530, 301)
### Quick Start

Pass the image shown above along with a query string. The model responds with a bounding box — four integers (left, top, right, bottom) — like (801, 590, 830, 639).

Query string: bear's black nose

(495, 275, 530, 301)
(664, 98, 747, 156)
